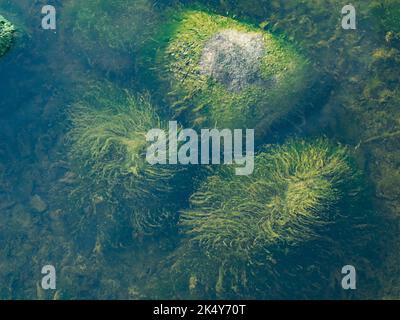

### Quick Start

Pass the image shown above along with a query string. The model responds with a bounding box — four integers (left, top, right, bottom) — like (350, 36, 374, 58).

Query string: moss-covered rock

(67, 83, 183, 238)
(150, 10, 313, 131)
(0, 14, 15, 57)
(181, 138, 358, 259)
(166, 138, 361, 298)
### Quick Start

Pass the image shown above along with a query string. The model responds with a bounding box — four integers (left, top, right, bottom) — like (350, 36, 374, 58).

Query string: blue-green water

(0, 0, 399, 299)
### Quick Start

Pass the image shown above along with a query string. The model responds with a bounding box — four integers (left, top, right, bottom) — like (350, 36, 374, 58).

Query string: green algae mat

(0, 14, 14, 57)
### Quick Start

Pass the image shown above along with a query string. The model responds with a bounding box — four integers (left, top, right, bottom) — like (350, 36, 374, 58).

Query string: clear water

(0, 0, 399, 300)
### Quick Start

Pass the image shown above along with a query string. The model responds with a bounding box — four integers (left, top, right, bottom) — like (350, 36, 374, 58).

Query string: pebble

(29, 194, 48, 213)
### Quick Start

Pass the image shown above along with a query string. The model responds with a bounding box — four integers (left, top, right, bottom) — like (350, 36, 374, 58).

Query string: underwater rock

(0, 14, 15, 57)
(168, 138, 361, 298)
(199, 29, 267, 92)
(67, 83, 184, 236)
(29, 194, 48, 213)
(149, 10, 314, 131)
(181, 138, 358, 260)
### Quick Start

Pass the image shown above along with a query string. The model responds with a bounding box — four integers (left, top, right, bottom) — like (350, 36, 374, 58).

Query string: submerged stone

(180, 139, 360, 261)
(30, 195, 48, 213)
(67, 83, 184, 237)
(199, 29, 267, 92)
(169, 139, 362, 298)
(151, 10, 314, 131)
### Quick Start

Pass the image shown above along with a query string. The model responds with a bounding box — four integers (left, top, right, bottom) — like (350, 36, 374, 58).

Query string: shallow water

(0, 0, 399, 299)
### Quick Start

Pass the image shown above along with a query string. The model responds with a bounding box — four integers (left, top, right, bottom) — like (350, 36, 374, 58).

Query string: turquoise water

(0, 0, 399, 299)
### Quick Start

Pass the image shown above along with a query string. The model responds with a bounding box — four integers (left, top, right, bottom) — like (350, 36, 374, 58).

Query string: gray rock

(199, 29, 267, 92)
(29, 194, 48, 213)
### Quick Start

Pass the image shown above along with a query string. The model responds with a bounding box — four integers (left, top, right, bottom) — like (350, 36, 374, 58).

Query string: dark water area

(0, 0, 399, 299)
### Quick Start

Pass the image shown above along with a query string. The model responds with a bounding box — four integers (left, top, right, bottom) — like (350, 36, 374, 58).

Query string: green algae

(0, 14, 15, 57)
(62, 0, 159, 73)
(181, 139, 358, 258)
(0, 0, 397, 300)
(158, 138, 363, 298)
(67, 83, 183, 238)
(198, 0, 399, 298)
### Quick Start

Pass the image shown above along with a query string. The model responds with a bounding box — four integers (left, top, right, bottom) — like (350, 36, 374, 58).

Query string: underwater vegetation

(161, 139, 362, 298)
(181, 139, 358, 258)
(147, 10, 314, 132)
(67, 83, 183, 240)
(61, 0, 160, 74)
(0, 14, 14, 57)
(0, 0, 398, 300)
(192, 0, 400, 297)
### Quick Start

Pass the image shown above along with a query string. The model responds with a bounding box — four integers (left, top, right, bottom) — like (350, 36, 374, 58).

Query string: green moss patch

(62, 0, 159, 72)
(0, 14, 15, 57)
(149, 138, 362, 299)
(67, 83, 182, 236)
(180, 138, 358, 261)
